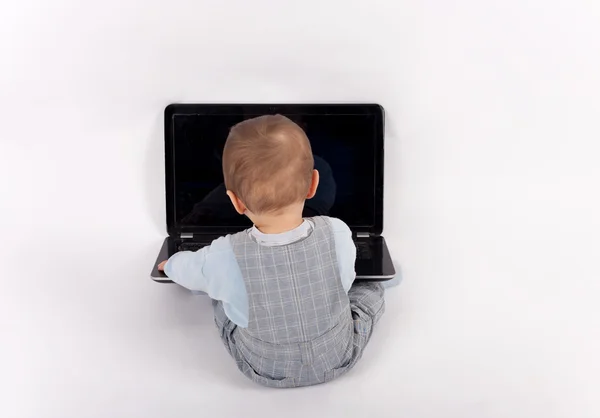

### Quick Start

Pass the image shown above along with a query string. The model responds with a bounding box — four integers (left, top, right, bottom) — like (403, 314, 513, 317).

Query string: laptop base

(151, 235, 395, 282)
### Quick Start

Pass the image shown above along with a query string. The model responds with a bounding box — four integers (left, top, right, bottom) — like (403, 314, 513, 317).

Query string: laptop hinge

(356, 232, 370, 238)
(180, 232, 193, 239)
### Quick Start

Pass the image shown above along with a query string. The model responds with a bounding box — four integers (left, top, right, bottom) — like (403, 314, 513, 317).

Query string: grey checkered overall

(213, 216, 385, 388)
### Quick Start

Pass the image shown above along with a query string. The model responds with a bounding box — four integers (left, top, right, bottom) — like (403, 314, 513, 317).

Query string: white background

(1, 0, 599, 417)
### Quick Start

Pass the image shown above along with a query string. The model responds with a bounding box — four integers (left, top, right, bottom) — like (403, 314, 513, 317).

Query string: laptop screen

(171, 112, 379, 230)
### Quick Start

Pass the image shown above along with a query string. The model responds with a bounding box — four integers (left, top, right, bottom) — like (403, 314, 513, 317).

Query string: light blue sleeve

(327, 217, 357, 293)
(164, 235, 249, 328)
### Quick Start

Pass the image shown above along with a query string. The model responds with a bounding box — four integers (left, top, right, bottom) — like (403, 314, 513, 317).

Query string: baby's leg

(212, 299, 237, 356)
(348, 282, 385, 344)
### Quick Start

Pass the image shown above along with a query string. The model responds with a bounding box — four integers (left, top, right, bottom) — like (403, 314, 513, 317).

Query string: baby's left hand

(158, 260, 168, 271)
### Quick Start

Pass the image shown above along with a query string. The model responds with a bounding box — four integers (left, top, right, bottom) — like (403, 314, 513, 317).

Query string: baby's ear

(226, 190, 247, 215)
(307, 169, 320, 199)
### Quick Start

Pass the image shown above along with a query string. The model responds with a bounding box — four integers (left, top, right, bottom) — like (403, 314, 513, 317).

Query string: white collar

(249, 220, 314, 246)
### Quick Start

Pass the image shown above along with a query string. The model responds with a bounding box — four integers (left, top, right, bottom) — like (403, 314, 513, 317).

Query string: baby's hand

(158, 260, 168, 271)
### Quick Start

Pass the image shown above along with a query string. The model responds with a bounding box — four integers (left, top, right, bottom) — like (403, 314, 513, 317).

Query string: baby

(159, 115, 385, 388)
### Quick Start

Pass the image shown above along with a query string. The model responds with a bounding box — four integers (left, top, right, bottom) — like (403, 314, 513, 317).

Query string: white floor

(3, 222, 599, 418)
(2, 1, 600, 417)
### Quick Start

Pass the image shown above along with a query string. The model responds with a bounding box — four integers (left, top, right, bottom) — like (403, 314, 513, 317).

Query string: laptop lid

(165, 104, 385, 236)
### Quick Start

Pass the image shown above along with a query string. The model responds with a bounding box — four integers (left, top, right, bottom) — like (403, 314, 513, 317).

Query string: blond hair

(222, 115, 314, 214)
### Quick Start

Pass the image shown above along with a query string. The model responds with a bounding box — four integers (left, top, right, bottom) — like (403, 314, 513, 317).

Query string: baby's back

(228, 216, 355, 387)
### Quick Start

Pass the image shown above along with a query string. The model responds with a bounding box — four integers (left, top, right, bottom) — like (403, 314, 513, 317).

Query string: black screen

(172, 113, 377, 229)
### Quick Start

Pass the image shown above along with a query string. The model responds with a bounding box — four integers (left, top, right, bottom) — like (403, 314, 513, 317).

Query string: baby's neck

(251, 206, 304, 234)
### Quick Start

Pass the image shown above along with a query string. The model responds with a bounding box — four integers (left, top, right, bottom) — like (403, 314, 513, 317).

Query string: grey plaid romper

(213, 216, 385, 388)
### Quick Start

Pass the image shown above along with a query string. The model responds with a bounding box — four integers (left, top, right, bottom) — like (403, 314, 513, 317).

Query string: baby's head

(222, 115, 319, 219)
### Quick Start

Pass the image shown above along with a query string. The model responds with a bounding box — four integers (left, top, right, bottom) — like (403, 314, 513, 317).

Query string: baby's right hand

(158, 260, 168, 271)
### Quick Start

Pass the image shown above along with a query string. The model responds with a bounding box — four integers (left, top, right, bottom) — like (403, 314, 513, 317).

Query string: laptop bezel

(164, 103, 385, 237)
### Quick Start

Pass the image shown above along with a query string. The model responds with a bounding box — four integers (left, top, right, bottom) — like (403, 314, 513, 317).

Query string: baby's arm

(156, 236, 250, 327)
(327, 217, 357, 293)
(159, 246, 212, 292)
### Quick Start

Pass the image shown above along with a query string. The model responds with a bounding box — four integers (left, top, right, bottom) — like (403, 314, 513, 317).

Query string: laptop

(151, 104, 395, 282)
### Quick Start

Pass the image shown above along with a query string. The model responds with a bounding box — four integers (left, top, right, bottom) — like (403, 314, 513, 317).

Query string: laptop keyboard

(179, 240, 372, 260)
(354, 241, 372, 260)
(178, 242, 208, 252)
